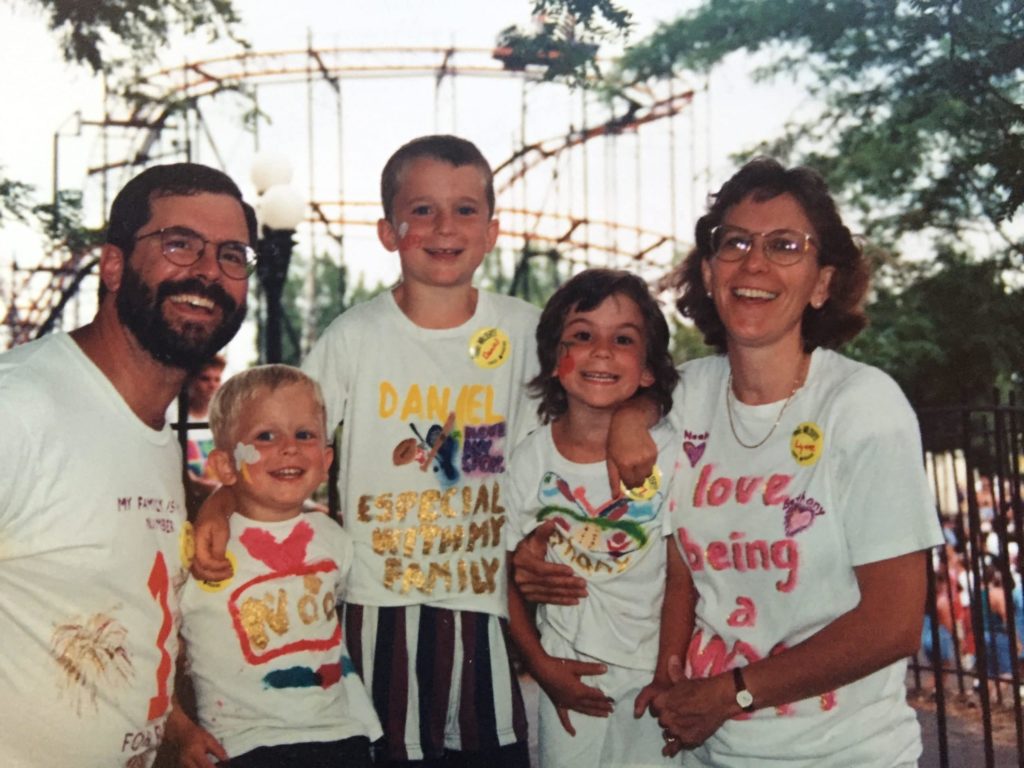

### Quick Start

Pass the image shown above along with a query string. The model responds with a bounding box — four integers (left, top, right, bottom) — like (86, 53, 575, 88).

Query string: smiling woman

(646, 158, 944, 766)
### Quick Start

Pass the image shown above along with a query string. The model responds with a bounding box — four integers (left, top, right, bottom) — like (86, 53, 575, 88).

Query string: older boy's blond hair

(208, 364, 327, 450)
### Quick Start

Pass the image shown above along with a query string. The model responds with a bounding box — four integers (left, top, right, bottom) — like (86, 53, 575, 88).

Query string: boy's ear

(485, 217, 499, 252)
(377, 218, 400, 252)
(208, 449, 238, 487)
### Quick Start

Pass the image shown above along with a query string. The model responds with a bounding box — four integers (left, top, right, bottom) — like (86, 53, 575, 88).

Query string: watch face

(736, 689, 754, 709)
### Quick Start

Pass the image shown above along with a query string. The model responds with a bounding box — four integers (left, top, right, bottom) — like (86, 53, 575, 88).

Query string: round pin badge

(198, 550, 238, 593)
(790, 422, 824, 466)
(621, 464, 662, 501)
(469, 327, 511, 369)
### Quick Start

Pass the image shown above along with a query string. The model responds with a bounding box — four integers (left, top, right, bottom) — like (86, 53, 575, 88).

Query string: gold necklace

(725, 359, 807, 450)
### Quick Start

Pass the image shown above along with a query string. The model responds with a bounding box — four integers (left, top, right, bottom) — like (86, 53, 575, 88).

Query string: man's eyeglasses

(710, 225, 818, 266)
(135, 226, 256, 280)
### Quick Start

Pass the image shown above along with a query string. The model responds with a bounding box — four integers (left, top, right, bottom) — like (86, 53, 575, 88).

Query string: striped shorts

(344, 603, 529, 762)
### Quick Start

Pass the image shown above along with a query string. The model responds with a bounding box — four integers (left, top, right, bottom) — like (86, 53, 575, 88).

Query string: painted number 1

(147, 552, 173, 721)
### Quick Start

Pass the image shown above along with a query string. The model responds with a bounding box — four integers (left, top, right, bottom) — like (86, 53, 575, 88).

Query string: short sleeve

(302, 317, 353, 435)
(833, 368, 942, 565)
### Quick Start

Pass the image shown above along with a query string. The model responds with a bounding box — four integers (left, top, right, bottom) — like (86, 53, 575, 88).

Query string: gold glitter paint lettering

(419, 489, 441, 522)
(470, 557, 502, 594)
(240, 590, 289, 650)
(402, 562, 428, 593)
(467, 520, 489, 552)
(374, 493, 394, 523)
(358, 494, 373, 523)
(373, 527, 402, 555)
(403, 527, 419, 557)
(395, 491, 418, 522)
(419, 523, 442, 555)
(440, 524, 465, 553)
(440, 488, 458, 518)
(473, 484, 490, 515)
(383, 558, 402, 590)
(428, 561, 452, 592)
(297, 575, 323, 624)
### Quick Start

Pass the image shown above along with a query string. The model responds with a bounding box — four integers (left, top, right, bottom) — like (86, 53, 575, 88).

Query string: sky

(0, 0, 810, 364)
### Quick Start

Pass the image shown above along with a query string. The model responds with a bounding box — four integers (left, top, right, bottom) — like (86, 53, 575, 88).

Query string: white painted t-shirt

(302, 290, 540, 616)
(180, 512, 381, 757)
(0, 333, 189, 767)
(668, 349, 943, 767)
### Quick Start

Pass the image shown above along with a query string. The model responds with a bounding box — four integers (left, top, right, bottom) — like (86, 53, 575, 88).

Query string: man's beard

(116, 263, 246, 371)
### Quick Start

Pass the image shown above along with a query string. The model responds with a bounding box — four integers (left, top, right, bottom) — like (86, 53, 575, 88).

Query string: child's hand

(607, 397, 660, 494)
(512, 521, 588, 605)
(191, 491, 233, 581)
(532, 653, 612, 735)
(634, 654, 685, 717)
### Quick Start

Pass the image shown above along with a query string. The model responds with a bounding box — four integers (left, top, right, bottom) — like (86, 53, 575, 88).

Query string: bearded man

(0, 164, 255, 767)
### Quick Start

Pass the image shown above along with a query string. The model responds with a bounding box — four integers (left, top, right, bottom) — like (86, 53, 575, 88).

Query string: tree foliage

(617, 0, 1024, 259)
(273, 254, 387, 367)
(845, 247, 1024, 407)
(25, 0, 244, 75)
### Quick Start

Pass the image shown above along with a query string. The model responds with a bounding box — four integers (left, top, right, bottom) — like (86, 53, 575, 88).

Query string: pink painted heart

(784, 505, 819, 536)
(683, 440, 706, 467)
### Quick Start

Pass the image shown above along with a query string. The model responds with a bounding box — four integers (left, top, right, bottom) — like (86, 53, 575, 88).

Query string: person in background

(180, 354, 227, 514)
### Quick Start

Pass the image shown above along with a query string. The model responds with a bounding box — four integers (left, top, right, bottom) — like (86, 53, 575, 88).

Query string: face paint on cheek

(556, 342, 575, 378)
(397, 221, 420, 249)
(233, 442, 261, 483)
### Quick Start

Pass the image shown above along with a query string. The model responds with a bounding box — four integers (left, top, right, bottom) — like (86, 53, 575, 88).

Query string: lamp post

(251, 152, 305, 363)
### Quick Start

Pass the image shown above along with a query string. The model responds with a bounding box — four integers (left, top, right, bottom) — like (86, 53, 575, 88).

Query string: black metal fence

(911, 391, 1024, 767)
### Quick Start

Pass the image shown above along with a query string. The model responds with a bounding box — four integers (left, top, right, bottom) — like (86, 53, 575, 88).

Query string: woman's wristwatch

(732, 667, 755, 713)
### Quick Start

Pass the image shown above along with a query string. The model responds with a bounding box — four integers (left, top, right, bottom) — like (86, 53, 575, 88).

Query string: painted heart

(683, 440, 706, 467)
(784, 505, 819, 536)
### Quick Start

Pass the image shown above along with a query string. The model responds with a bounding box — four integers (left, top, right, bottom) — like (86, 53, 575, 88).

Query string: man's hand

(532, 654, 612, 735)
(166, 704, 228, 768)
(177, 721, 229, 768)
(511, 521, 587, 605)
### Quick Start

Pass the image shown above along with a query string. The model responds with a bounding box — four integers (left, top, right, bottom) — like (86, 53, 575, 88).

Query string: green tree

(271, 254, 387, 366)
(615, 0, 1023, 258)
(845, 247, 1024, 408)
(25, 0, 243, 75)
(1, 1, 244, 224)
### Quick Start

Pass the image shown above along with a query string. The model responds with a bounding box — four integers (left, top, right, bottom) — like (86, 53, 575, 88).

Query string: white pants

(537, 632, 681, 767)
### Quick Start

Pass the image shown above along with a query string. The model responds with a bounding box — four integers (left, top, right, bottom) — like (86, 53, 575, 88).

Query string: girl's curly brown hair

(529, 268, 678, 423)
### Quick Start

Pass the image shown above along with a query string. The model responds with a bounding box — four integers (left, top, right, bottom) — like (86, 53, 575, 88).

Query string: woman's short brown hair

(669, 157, 870, 353)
